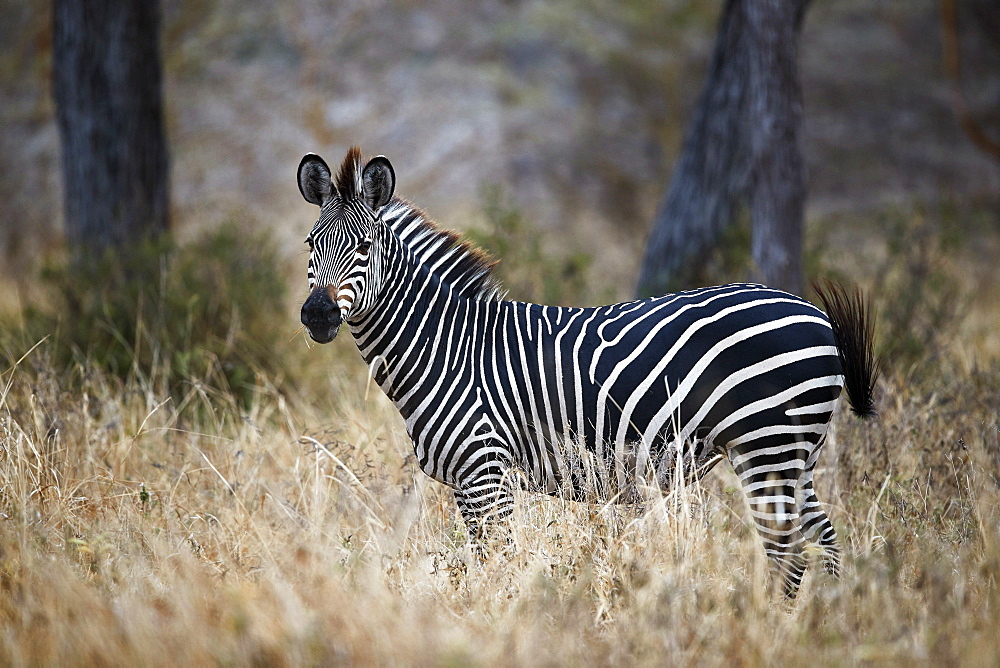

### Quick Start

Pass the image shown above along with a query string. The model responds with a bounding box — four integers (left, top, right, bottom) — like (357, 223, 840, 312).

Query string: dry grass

(0, 316, 998, 666)
(0, 201, 997, 664)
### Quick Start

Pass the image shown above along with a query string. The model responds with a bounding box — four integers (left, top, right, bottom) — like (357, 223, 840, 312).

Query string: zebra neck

(348, 242, 482, 411)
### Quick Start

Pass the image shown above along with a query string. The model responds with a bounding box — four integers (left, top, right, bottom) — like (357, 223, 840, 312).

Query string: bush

(870, 205, 964, 374)
(467, 185, 595, 306)
(11, 224, 288, 404)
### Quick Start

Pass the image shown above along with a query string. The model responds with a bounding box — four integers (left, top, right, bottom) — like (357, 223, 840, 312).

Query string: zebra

(297, 147, 880, 597)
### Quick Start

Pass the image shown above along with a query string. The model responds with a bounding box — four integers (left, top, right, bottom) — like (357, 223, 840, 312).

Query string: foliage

(467, 185, 596, 306)
(648, 205, 834, 296)
(10, 224, 288, 404)
(869, 204, 964, 375)
(802, 202, 971, 381)
(678, 205, 754, 291)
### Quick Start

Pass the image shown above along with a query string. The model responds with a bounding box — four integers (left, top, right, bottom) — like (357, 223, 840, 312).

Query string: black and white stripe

(298, 148, 880, 597)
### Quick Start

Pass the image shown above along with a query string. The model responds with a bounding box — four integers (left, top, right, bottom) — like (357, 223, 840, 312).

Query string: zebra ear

(298, 153, 332, 206)
(362, 156, 395, 211)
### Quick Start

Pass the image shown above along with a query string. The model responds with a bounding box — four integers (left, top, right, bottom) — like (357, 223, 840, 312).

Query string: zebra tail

(813, 279, 881, 420)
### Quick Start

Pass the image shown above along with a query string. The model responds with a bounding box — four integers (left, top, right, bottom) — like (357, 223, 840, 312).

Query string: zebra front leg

(453, 465, 516, 553)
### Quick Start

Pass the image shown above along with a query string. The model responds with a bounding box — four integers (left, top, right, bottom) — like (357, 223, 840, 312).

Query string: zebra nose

(301, 288, 342, 343)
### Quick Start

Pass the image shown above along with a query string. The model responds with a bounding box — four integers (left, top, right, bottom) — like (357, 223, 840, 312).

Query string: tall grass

(12, 224, 289, 406)
(1, 331, 998, 664)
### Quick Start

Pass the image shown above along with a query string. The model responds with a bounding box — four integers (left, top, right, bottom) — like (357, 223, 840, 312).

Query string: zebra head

(297, 148, 395, 343)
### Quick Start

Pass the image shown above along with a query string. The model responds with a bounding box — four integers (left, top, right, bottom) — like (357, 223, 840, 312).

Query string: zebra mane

(380, 198, 506, 302)
(335, 146, 365, 200)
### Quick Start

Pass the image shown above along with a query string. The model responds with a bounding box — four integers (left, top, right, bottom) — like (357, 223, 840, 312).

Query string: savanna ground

(0, 197, 998, 666)
(2, 0, 1000, 664)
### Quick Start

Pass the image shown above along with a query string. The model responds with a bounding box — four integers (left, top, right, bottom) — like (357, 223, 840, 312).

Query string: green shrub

(12, 224, 288, 404)
(870, 205, 964, 374)
(677, 204, 753, 292)
(467, 185, 595, 306)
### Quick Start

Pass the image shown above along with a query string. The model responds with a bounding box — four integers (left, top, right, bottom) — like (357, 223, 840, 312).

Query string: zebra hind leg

(796, 465, 841, 577)
(755, 477, 810, 598)
(732, 451, 810, 598)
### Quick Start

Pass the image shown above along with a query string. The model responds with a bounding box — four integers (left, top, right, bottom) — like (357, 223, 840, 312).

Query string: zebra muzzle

(301, 286, 342, 343)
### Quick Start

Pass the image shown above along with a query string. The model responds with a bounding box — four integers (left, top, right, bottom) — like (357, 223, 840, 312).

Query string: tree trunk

(746, 0, 808, 294)
(635, 0, 809, 297)
(53, 0, 170, 260)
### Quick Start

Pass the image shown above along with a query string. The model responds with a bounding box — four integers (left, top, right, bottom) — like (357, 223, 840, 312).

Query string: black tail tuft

(813, 279, 881, 420)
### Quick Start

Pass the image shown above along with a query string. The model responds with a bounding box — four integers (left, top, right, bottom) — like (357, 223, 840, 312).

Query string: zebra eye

(305, 237, 314, 250)
(357, 239, 372, 253)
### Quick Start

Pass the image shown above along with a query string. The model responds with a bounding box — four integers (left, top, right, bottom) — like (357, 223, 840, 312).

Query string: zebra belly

(499, 289, 844, 499)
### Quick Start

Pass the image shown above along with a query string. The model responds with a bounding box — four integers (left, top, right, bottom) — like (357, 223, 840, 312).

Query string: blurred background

(0, 0, 998, 390)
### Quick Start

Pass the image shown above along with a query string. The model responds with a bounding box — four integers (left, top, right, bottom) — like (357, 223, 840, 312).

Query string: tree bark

(53, 0, 170, 260)
(747, 0, 808, 294)
(635, 0, 809, 297)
